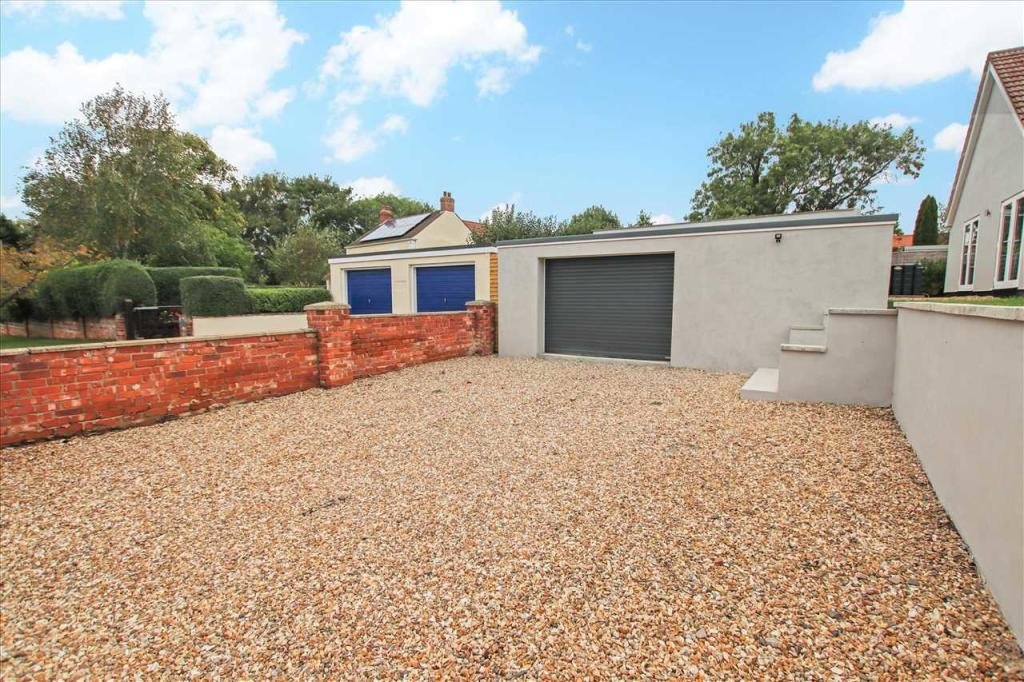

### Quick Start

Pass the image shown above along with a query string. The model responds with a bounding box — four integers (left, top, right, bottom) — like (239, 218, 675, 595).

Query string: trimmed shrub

(147, 266, 244, 305)
(921, 259, 947, 296)
(248, 287, 331, 313)
(36, 260, 156, 319)
(180, 276, 253, 317)
(0, 295, 34, 322)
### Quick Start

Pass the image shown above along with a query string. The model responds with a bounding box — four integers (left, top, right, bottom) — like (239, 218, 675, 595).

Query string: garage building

(497, 210, 895, 372)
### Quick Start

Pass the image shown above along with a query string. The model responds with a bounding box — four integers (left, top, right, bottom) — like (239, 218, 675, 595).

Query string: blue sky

(1, 1, 1022, 229)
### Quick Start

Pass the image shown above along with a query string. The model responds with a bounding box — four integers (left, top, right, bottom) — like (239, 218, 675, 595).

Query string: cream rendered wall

(191, 314, 308, 337)
(777, 310, 897, 406)
(498, 222, 892, 372)
(944, 79, 1024, 293)
(344, 213, 472, 255)
(330, 251, 492, 314)
(893, 303, 1024, 647)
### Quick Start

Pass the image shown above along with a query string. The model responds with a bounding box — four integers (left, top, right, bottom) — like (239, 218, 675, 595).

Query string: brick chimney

(440, 191, 455, 212)
(378, 205, 394, 224)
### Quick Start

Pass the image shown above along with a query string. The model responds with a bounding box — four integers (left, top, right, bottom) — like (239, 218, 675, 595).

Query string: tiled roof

(463, 220, 485, 235)
(892, 234, 914, 249)
(989, 47, 1024, 126)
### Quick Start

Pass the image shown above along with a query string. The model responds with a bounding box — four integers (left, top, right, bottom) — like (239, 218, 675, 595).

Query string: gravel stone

(2, 357, 1021, 679)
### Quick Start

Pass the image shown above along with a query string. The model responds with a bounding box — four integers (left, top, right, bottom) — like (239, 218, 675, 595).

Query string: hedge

(147, 266, 244, 306)
(248, 287, 331, 313)
(35, 260, 157, 319)
(180, 276, 253, 317)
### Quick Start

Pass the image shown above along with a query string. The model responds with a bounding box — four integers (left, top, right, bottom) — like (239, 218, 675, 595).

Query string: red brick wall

(1, 332, 319, 447)
(2, 302, 496, 447)
(0, 316, 124, 340)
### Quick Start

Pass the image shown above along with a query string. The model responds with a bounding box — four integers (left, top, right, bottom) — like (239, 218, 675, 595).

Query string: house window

(996, 191, 1024, 285)
(959, 218, 979, 289)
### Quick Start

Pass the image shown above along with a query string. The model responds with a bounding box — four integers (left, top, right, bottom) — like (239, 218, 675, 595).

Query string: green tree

(268, 226, 342, 285)
(21, 86, 246, 263)
(228, 173, 356, 281)
(469, 205, 563, 245)
(688, 112, 925, 220)
(564, 205, 621, 235)
(635, 210, 654, 227)
(912, 195, 939, 245)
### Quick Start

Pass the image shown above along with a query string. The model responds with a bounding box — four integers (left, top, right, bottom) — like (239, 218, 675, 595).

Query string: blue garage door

(416, 264, 475, 312)
(347, 268, 392, 314)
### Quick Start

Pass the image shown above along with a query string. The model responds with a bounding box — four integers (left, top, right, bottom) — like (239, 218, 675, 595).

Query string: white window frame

(994, 190, 1024, 288)
(958, 217, 979, 291)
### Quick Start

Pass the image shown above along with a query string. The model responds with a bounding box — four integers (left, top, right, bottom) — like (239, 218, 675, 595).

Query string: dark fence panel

(889, 264, 924, 296)
(125, 304, 183, 340)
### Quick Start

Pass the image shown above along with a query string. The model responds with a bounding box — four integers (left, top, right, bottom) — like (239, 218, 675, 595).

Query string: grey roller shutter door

(544, 254, 674, 361)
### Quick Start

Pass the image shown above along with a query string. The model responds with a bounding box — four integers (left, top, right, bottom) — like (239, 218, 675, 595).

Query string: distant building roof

(463, 220, 485, 236)
(893, 234, 915, 249)
(356, 212, 438, 243)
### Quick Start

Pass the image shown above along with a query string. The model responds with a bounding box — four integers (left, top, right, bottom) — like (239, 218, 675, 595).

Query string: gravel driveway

(2, 357, 1021, 679)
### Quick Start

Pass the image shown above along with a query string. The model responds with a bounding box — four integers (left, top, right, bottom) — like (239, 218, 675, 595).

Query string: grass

(0, 335, 111, 350)
(891, 296, 1024, 307)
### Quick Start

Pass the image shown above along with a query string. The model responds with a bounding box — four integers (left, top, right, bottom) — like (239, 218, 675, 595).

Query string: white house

(944, 47, 1024, 294)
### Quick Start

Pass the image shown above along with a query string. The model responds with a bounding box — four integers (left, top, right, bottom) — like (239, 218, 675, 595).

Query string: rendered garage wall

(498, 222, 892, 372)
(329, 250, 494, 315)
(892, 303, 1024, 647)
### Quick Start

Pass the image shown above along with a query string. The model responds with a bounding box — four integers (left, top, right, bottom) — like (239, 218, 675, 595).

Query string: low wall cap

(304, 302, 350, 311)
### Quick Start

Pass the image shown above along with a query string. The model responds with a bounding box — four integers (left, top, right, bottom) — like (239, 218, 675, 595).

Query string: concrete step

(788, 325, 826, 346)
(740, 367, 779, 401)
(781, 343, 827, 353)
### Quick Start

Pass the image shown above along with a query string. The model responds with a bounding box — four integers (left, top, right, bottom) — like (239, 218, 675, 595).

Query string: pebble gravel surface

(2, 357, 1021, 679)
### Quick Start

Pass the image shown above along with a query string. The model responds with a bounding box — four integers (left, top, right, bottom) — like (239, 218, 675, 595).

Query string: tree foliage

(0, 214, 89, 310)
(688, 112, 926, 220)
(469, 205, 563, 245)
(912, 195, 939, 245)
(268, 226, 342, 286)
(21, 87, 250, 267)
(563, 205, 621, 235)
(635, 210, 654, 227)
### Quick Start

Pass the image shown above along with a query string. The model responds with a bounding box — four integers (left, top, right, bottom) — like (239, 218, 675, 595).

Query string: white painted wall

(778, 309, 897, 406)
(329, 250, 494, 315)
(191, 314, 308, 337)
(944, 76, 1024, 293)
(893, 302, 1024, 647)
(498, 221, 893, 372)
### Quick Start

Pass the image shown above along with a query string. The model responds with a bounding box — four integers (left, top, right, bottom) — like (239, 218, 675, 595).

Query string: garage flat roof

(328, 243, 496, 264)
(497, 212, 899, 247)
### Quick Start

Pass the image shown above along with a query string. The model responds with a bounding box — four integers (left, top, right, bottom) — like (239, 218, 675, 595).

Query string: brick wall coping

(0, 329, 317, 357)
(828, 308, 898, 316)
(191, 312, 309, 319)
(894, 301, 1024, 322)
(304, 301, 349, 311)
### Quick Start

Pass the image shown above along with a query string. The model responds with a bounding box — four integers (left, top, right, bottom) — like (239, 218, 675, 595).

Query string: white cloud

(1, 194, 26, 215)
(2, 1, 124, 18)
(0, 1, 305, 126)
(812, 1, 1024, 91)
(476, 66, 511, 96)
(933, 122, 968, 152)
(651, 213, 676, 225)
(316, 0, 541, 107)
(324, 113, 408, 163)
(575, 40, 592, 53)
(344, 176, 400, 198)
(480, 192, 522, 221)
(564, 25, 574, 37)
(208, 126, 275, 175)
(869, 113, 920, 129)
